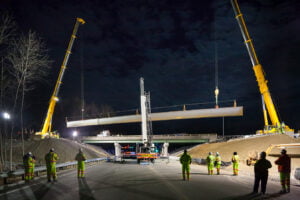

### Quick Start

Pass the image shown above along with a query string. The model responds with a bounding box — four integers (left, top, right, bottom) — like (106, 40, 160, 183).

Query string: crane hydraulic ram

(35, 18, 85, 139)
(231, 0, 293, 134)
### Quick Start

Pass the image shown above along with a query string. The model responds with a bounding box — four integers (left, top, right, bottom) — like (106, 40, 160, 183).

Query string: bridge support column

(161, 142, 169, 157)
(114, 142, 121, 161)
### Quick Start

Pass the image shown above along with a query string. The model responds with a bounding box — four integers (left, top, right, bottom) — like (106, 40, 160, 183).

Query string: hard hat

(79, 148, 83, 152)
(281, 149, 287, 154)
(28, 152, 32, 155)
(50, 148, 54, 152)
(209, 152, 212, 155)
(216, 152, 219, 156)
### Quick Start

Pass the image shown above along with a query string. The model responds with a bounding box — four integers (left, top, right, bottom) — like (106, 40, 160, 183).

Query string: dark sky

(1, 0, 300, 137)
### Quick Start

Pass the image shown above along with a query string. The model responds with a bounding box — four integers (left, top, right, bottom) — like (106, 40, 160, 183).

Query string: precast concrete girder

(67, 106, 243, 128)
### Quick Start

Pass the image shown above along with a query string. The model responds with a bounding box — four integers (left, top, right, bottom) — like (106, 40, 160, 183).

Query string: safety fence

(0, 157, 106, 185)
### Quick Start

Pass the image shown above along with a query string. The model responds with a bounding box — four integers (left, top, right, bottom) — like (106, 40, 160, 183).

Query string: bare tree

(0, 13, 16, 172)
(0, 13, 16, 46)
(7, 30, 52, 162)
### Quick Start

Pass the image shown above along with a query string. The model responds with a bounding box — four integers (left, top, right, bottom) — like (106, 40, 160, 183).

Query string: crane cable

(80, 34, 85, 120)
(214, 21, 219, 108)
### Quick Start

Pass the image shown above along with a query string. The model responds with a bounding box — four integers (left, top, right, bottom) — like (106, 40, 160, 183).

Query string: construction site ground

(187, 134, 300, 183)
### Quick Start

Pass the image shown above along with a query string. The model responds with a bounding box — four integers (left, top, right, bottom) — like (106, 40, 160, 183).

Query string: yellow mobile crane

(35, 18, 85, 139)
(231, 0, 293, 134)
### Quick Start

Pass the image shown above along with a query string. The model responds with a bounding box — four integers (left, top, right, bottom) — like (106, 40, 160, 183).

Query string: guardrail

(0, 157, 106, 185)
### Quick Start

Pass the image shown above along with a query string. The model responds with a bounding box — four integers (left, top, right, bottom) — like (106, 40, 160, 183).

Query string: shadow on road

(189, 172, 234, 177)
(78, 178, 96, 200)
(223, 192, 286, 200)
(32, 183, 52, 199)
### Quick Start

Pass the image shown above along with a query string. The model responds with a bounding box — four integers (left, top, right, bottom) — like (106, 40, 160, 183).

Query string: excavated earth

(188, 134, 300, 179)
(11, 138, 109, 167)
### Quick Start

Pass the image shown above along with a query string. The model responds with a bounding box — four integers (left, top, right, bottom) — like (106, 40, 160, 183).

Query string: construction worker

(215, 152, 222, 175)
(23, 152, 35, 182)
(45, 148, 59, 182)
(275, 149, 291, 193)
(75, 148, 87, 178)
(206, 152, 215, 175)
(253, 151, 272, 195)
(232, 152, 239, 175)
(180, 149, 192, 181)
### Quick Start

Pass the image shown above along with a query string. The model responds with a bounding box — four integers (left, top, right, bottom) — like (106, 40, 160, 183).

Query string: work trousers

(253, 173, 268, 194)
(77, 161, 85, 177)
(182, 164, 190, 180)
(46, 164, 57, 181)
(233, 163, 239, 175)
(25, 166, 34, 180)
(215, 164, 221, 174)
(279, 172, 290, 192)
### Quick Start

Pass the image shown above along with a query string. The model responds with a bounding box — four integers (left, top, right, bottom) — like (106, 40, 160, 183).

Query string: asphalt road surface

(1, 159, 300, 200)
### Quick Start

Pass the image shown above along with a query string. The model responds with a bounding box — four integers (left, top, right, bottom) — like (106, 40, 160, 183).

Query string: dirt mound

(189, 134, 300, 161)
(188, 134, 300, 176)
(12, 138, 109, 167)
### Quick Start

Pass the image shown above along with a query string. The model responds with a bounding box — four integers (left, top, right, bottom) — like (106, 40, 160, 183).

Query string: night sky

(1, 0, 300, 137)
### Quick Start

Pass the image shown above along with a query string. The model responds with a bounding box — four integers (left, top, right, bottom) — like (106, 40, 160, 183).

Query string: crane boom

(231, 0, 280, 126)
(230, 0, 294, 134)
(36, 18, 85, 139)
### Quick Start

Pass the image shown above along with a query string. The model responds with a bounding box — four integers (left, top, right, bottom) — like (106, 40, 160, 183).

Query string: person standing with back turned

(253, 151, 272, 195)
(75, 148, 87, 178)
(45, 148, 59, 182)
(206, 152, 215, 175)
(215, 152, 222, 175)
(180, 149, 192, 181)
(275, 149, 291, 193)
(232, 152, 239, 175)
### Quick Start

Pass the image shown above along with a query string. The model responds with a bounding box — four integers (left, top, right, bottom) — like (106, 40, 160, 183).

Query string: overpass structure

(81, 133, 217, 157)
(81, 134, 217, 144)
(67, 106, 243, 127)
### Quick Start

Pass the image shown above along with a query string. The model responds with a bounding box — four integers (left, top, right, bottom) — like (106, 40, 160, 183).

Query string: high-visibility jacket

(275, 154, 291, 173)
(24, 156, 35, 169)
(75, 152, 86, 168)
(206, 155, 215, 165)
(215, 155, 222, 165)
(232, 155, 239, 163)
(45, 152, 59, 165)
(180, 153, 192, 166)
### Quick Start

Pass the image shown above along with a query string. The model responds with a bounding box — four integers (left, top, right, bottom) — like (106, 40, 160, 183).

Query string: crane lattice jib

(230, 0, 280, 126)
(39, 18, 85, 137)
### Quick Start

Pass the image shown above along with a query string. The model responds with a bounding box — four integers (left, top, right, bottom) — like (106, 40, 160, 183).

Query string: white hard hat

(50, 148, 54, 152)
(216, 152, 219, 155)
(28, 152, 32, 155)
